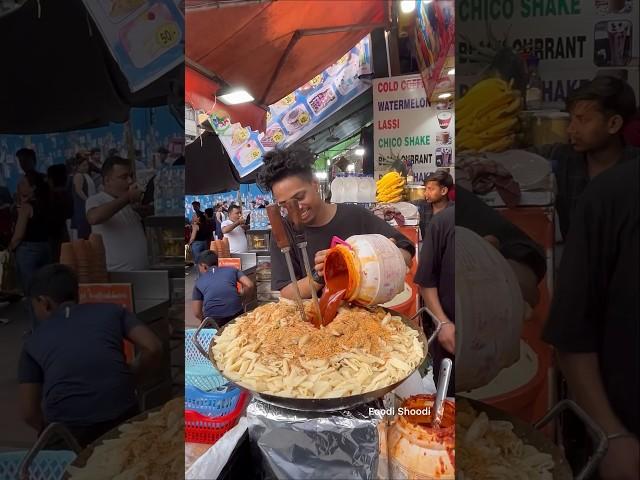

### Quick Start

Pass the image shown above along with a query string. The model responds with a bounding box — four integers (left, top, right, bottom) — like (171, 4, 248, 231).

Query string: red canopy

(186, 0, 389, 106)
(185, 66, 267, 132)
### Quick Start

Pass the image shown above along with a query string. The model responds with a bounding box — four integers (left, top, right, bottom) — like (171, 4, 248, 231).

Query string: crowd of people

(187, 199, 253, 271)
(0, 145, 184, 296)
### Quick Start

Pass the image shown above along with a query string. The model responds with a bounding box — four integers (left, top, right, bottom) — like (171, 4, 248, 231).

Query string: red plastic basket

(185, 391, 248, 444)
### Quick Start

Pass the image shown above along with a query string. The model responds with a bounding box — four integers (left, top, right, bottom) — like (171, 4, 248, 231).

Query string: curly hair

(257, 146, 315, 191)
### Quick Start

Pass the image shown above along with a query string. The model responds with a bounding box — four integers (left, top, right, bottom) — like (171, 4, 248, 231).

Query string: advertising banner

(373, 74, 455, 184)
(210, 36, 373, 177)
(456, 0, 639, 106)
(415, 0, 455, 101)
(83, 0, 184, 92)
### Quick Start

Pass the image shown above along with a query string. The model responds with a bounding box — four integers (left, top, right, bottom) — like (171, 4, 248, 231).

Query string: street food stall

(181, 1, 463, 478)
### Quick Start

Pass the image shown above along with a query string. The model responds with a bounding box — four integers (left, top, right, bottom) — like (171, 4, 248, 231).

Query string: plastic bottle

(526, 55, 544, 110)
(331, 173, 344, 204)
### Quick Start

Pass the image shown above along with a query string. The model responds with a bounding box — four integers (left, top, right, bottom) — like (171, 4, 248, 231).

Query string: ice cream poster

(82, 0, 184, 92)
(214, 35, 372, 177)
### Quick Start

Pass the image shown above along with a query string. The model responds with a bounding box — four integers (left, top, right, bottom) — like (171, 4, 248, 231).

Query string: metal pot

(405, 184, 425, 202)
(193, 306, 442, 412)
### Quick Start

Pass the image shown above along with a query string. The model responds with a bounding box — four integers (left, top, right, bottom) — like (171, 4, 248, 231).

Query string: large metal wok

(193, 306, 440, 412)
(458, 397, 608, 480)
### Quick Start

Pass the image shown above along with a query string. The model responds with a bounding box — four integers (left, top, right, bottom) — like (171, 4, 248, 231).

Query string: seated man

(191, 250, 254, 327)
(18, 264, 162, 448)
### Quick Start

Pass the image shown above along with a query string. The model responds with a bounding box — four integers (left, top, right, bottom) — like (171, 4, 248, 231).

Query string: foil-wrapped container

(247, 398, 390, 480)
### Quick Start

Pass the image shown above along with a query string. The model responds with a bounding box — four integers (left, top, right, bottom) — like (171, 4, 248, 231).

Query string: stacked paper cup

(58, 235, 109, 283)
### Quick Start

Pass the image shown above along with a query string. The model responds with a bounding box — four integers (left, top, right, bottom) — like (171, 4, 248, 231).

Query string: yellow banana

(479, 134, 516, 152)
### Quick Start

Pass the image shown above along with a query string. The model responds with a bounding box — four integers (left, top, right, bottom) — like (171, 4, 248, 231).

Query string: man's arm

(237, 273, 255, 298)
(192, 284, 204, 321)
(18, 384, 44, 432)
(8, 204, 30, 251)
(86, 185, 141, 225)
(125, 324, 162, 383)
(221, 219, 243, 234)
(192, 300, 204, 321)
(280, 276, 322, 300)
(557, 352, 629, 436)
(86, 194, 129, 225)
(420, 287, 455, 354)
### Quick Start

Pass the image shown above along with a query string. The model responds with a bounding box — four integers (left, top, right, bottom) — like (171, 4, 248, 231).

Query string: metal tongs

(284, 199, 323, 325)
(266, 203, 307, 322)
(432, 358, 453, 427)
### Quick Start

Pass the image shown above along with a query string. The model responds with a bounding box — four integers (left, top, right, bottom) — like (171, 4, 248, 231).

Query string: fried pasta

(66, 398, 183, 480)
(457, 400, 554, 480)
(211, 301, 424, 398)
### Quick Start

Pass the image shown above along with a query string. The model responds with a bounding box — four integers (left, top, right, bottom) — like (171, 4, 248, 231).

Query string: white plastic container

(324, 234, 407, 305)
(455, 226, 525, 392)
(330, 173, 344, 203)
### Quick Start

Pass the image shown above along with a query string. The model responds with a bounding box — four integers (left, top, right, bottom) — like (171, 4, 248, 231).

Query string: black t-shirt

(18, 303, 141, 426)
(531, 143, 639, 239)
(542, 160, 639, 435)
(270, 203, 415, 292)
(414, 206, 455, 396)
(414, 206, 455, 322)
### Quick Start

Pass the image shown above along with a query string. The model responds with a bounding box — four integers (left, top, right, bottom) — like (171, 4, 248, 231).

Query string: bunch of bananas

(376, 171, 405, 203)
(456, 77, 522, 153)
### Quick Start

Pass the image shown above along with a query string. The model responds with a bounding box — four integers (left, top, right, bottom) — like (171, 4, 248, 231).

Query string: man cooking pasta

(257, 146, 414, 300)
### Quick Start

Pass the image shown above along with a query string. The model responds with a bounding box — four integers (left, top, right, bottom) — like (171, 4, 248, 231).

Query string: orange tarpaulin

(186, 0, 389, 107)
(185, 66, 267, 132)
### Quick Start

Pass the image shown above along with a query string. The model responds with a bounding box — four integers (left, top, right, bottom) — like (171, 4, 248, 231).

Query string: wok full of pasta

(197, 300, 430, 411)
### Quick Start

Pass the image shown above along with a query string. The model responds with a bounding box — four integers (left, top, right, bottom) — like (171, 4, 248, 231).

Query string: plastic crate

(185, 328, 227, 391)
(185, 392, 248, 444)
(185, 384, 242, 417)
(0, 450, 76, 480)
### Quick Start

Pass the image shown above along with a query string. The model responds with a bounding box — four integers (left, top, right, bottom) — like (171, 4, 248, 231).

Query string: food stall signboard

(373, 74, 455, 184)
(218, 258, 242, 269)
(212, 35, 373, 178)
(82, 0, 184, 92)
(457, 0, 639, 105)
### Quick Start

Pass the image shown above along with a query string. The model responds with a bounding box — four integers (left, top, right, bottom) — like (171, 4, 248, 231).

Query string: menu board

(373, 74, 455, 184)
(218, 258, 241, 269)
(457, 0, 639, 106)
(83, 0, 184, 92)
(212, 36, 373, 177)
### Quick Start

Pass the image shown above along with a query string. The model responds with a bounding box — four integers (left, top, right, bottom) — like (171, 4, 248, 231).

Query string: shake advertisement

(457, 0, 639, 106)
(373, 74, 455, 183)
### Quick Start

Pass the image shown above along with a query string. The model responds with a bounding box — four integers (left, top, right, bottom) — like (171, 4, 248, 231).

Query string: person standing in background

(221, 205, 248, 254)
(15, 148, 44, 206)
(187, 213, 212, 276)
(0, 177, 14, 249)
(71, 153, 96, 240)
(85, 156, 147, 272)
(133, 150, 146, 172)
(46, 165, 73, 262)
(529, 76, 638, 239)
(205, 207, 222, 240)
(191, 201, 202, 223)
(414, 206, 455, 397)
(89, 148, 103, 192)
(413, 169, 454, 240)
(9, 171, 51, 292)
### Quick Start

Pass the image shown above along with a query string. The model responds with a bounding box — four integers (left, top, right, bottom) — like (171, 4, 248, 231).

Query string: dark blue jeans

(190, 240, 207, 277)
(15, 241, 51, 294)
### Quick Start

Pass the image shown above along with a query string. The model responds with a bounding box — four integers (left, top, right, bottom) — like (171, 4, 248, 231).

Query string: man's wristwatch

(311, 269, 325, 286)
